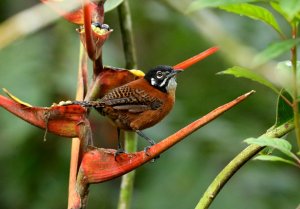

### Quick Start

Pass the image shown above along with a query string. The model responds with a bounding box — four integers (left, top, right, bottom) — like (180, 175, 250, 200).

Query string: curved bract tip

(173, 46, 219, 70)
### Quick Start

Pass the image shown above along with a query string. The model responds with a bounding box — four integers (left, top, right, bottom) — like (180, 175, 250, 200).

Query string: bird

(72, 65, 182, 155)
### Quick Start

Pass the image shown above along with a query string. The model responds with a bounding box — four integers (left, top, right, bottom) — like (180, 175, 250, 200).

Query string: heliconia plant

(3, 0, 299, 209)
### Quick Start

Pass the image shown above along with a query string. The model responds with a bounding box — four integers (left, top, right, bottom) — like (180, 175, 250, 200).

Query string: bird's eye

(156, 71, 164, 79)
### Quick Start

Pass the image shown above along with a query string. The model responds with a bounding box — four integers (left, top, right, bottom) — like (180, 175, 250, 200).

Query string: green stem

(117, 132, 138, 209)
(117, 1, 138, 209)
(117, 0, 137, 70)
(195, 120, 294, 209)
(291, 23, 300, 151)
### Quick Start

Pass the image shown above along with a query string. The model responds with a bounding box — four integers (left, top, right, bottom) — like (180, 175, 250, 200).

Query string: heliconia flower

(42, 0, 111, 61)
(77, 22, 113, 61)
(0, 89, 87, 138)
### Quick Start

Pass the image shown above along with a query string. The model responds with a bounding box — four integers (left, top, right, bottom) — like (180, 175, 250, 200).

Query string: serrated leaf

(254, 155, 299, 167)
(104, 0, 123, 12)
(278, 0, 300, 22)
(244, 136, 298, 160)
(218, 66, 279, 93)
(274, 89, 293, 127)
(187, 0, 258, 12)
(219, 3, 282, 34)
(254, 39, 300, 66)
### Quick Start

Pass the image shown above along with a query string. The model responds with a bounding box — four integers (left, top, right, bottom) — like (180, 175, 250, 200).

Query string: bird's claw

(144, 146, 160, 162)
(114, 148, 125, 161)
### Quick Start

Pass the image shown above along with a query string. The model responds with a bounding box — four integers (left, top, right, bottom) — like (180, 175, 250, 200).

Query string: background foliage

(0, 0, 299, 209)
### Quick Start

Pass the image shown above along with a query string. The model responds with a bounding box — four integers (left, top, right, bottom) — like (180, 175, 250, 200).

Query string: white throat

(166, 77, 177, 95)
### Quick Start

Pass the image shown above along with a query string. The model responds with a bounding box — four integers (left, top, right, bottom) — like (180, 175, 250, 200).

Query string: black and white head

(144, 65, 182, 93)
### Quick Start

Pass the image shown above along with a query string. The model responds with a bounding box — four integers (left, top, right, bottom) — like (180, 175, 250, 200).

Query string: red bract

(77, 25, 112, 61)
(41, 0, 110, 62)
(0, 94, 87, 138)
(173, 46, 219, 70)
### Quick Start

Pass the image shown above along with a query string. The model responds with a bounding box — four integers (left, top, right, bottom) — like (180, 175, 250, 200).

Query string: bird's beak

(170, 69, 183, 77)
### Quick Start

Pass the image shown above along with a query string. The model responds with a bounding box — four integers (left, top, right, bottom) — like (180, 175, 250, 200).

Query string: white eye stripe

(151, 78, 157, 86)
(159, 77, 168, 87)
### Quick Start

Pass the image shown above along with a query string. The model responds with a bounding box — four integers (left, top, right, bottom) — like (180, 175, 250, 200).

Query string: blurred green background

(0, 1, 299, 209)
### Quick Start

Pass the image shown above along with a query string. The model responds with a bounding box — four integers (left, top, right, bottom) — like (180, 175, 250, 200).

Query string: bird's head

(144, 65, 182, 93)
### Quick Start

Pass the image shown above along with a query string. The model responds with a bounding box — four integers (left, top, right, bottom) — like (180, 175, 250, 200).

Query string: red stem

(83, 0, 96, 60)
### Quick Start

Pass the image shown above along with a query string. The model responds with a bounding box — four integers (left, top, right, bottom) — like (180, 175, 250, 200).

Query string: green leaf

(104, 0, 123, 12)
(188, 0, 258, 12)
(244, 136, 298, 160)
(219, 3, 282, 34)
(270, 2, 290, 22)
(254, 39, 300, 66)
(254, 155, 299, 167)
(278, 0, 300, 22)
(218, 66, 279, 93)
(274, 89, 293, 127)
(275, 61, 300, 96)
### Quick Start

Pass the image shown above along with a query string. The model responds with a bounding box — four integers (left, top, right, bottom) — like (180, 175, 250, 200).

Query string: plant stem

(118, 0, 137, 70)
(117, 1, 138, 209)
(117, 132, 138, 209)
(68, 42, 88, 209)
(195, 119, 294, 209)
(82, 0, 95, 61)
(291, 23, 300, 151)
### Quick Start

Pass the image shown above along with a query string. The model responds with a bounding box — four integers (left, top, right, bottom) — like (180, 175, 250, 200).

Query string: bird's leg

(114, 128, 125, 159)
(136, 130, 159, 160)
(136, 130, 156, 146)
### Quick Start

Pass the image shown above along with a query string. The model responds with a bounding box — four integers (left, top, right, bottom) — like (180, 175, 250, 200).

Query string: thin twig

(291, 23, 300, 151)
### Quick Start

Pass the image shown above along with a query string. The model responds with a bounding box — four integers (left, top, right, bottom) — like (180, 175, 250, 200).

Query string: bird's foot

(144, 146, 160, 162)
(114, 148, 125, 161)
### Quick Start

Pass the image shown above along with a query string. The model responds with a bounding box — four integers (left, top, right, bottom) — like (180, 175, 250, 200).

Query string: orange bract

(173, 46, 219, 70)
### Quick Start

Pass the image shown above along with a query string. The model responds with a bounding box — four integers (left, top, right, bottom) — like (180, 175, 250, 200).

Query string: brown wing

(99, 85, 163, 113)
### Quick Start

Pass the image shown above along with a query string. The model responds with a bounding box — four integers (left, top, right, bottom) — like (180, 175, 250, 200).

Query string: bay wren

(73, 65, 182, 154)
